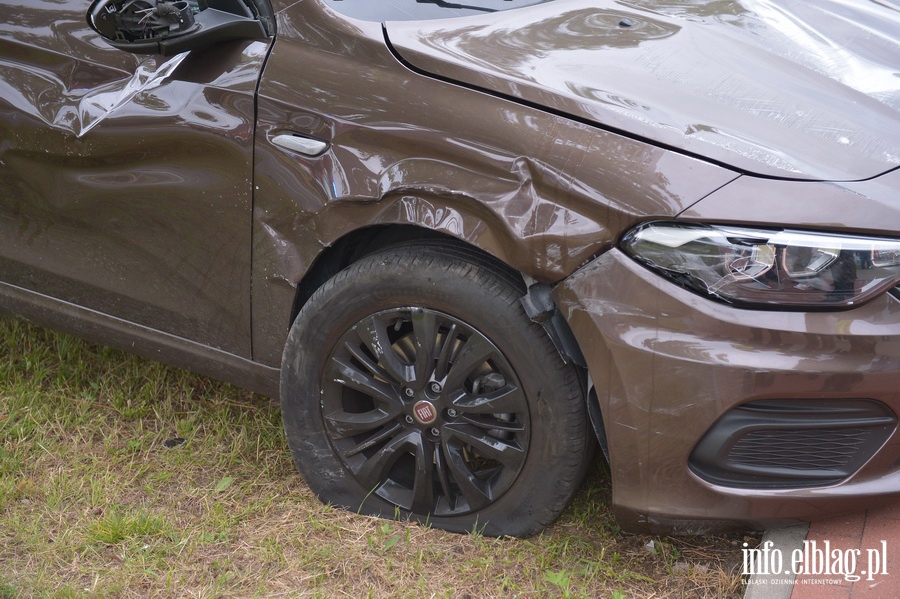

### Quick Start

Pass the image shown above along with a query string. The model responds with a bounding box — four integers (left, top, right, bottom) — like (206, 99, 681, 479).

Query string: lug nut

(430, 428, 441, 437)
(403, 387, 415, 397)
(405, 415, 415, 424)
(447, 408, 458, 418)
(430, 382, 442, 393)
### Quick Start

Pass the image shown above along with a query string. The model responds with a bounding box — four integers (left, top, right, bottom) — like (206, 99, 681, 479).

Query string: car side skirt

(0, 281, 279, 398)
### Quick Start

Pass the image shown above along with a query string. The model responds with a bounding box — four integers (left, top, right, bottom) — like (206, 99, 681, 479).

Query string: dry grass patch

(0, 317, 756, 597)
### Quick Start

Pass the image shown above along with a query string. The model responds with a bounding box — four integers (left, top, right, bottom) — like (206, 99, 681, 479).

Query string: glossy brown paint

(555, 248, 900, 532)
(1, 0, 899, 534)
(386, 0, 900, 181)
(0, 0, 271, 356)
(250, 0, 737, 365)
(684, 167, 900, 236)
(598, 162, 900, 530)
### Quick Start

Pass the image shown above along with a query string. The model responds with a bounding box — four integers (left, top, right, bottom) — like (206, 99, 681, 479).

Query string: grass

(0, 317, 756, 597)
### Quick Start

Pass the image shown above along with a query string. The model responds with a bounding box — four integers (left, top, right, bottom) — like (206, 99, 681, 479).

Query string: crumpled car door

(0, 0, 272, 356)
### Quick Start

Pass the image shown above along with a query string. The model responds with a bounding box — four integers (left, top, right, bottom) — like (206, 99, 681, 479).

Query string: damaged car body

(1, 0, 899, 535)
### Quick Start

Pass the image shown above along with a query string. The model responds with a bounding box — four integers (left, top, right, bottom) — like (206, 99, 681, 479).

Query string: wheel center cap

(412, 400, 438, 425)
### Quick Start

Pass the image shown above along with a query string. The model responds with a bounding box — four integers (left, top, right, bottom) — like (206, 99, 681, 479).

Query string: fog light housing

(689, 399, 896, 489)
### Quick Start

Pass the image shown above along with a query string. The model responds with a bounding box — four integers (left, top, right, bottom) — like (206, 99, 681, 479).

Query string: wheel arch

(289, 222, 592, 407)
(289, 224, 525, 327)
(281, 215, 603, 455)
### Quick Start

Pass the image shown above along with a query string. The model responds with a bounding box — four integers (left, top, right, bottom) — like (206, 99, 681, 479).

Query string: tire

(280, 242, 591, 537)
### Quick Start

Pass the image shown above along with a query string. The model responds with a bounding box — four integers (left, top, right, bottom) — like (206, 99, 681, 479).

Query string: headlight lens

(621, 222, 900, 309)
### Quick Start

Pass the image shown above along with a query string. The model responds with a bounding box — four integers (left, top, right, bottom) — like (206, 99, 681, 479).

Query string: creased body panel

(250, 1, 737, 365)
(386, 0, 900, 181)
(0, 0, 271, 355)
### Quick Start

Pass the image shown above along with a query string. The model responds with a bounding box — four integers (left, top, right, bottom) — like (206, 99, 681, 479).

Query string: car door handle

(271, 133, 329, 157)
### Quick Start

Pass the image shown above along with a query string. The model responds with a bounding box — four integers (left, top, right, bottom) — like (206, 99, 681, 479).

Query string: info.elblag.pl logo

(743, 539, 889, 583)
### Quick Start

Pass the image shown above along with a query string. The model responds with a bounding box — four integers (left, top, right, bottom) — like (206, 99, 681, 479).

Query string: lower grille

(690, 399, 896, 489)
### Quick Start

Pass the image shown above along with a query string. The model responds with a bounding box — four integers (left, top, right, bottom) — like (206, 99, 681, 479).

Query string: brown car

(2, 0, 899, 536)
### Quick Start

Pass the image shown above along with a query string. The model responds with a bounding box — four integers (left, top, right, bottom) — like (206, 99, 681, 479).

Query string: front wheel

(280, 243, 592, 537)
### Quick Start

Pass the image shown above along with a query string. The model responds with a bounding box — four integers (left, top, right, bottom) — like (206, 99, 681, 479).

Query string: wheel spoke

(329, 356, 401, 406)
(444, 423, 525, 470)
(451, 385, 526, 414)
(411, 309, 438, 383)
(345, 341, 390, 381)
(459, 414, 524, 434)
(434, 444, 456, 511)
(341, 423, 403, 458)
(443, 442, 492, 511)
(434, 323, 458, 381)
(353, 430, 419, 491)
(443, 334, 495, 392)
(355, 315, 413, 385)
(324, 408, 399, 439)
(411, 437, 436, 514)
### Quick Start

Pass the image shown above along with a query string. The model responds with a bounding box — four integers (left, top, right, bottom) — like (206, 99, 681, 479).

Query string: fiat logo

(413, 400, 437, 424)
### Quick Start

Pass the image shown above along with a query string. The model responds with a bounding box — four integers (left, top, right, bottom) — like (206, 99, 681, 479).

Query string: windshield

(324, 0, 555, 21)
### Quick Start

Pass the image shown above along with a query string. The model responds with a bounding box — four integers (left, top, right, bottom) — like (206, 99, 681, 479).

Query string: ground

(0, 318, 756, 598)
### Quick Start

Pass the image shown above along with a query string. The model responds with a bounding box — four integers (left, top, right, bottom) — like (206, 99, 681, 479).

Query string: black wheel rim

(322, 307, 530, 517)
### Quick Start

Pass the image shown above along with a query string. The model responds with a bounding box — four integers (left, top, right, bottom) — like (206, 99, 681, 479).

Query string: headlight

(621, 222, 900, 309)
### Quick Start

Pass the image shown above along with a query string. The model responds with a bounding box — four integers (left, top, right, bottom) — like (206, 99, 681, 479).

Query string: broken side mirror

(87, 0, 270, 57)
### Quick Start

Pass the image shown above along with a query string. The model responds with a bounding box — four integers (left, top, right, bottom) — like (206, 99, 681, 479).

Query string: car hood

(385, 0, 900, 181)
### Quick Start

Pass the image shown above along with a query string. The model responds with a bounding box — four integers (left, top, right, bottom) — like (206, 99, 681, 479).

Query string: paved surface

(791, 504, 900, 599)
(746, 504, 900, 598)
(744, 525, 807, 599)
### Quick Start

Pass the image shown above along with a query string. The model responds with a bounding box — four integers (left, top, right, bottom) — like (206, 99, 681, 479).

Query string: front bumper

(554, 248, 900, 534)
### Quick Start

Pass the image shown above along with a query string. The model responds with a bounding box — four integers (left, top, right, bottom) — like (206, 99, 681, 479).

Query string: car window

(324, 0, 554, 21)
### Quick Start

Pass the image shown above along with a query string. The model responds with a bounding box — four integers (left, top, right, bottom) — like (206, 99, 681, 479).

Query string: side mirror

(87, 0, 269, 56)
